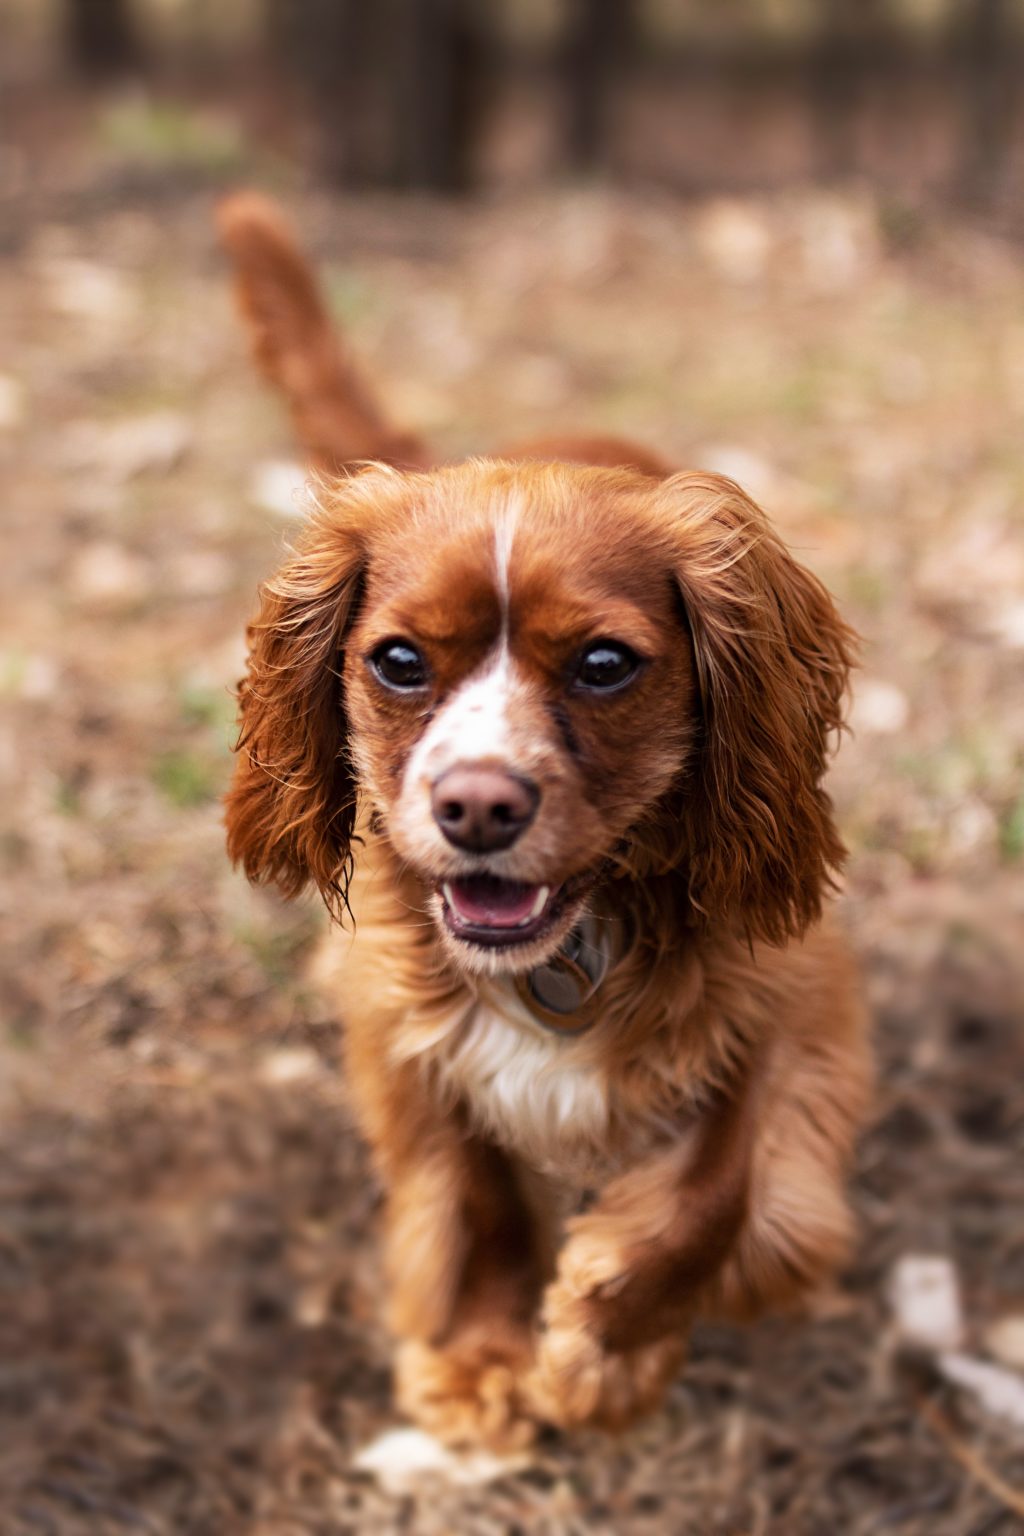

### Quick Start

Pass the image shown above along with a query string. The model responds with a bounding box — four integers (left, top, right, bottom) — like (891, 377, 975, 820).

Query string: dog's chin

(427, 874, 591, 978)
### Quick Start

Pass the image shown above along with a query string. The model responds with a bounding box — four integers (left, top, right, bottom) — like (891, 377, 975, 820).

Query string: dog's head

(226, 461, 854, 973)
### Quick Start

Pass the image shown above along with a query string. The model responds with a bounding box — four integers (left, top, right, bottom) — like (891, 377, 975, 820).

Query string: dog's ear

(660, 472, 856, 946)
(225, 503, 366, 920)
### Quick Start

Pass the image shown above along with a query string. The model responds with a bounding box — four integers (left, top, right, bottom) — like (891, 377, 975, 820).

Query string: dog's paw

(547, 1217, 694, 1352)
(394, 1338, 538, 1453)
(525, 1272, 686, 1432)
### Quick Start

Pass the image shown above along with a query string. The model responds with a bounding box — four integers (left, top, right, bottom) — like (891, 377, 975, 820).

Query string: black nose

(431, 764, 539, 852)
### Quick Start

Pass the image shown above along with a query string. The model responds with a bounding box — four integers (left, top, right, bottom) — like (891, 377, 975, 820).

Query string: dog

(218, 194, 872, 1450)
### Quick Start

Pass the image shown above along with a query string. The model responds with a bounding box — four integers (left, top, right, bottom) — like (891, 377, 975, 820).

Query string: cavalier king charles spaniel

(219, 195, 872, 1450)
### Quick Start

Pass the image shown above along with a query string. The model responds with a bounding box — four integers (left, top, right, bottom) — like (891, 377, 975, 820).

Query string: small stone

(700, 445, 778, 504)
(259, 1047, 321, 1086)
(988, 601, 1024, 649)
(1, 652, 59, 701)
(889, 1254, 964, 1352)
(295, 1282, 331, 1329)
(984, 1316, 1024, 1371)
(106, 410, 191, 479)
(697, 200, 771, 283)
(947, 799, 998, 858)
(0, 374, 25, 430)
(19, 655, 59, 701)
(850, 679, 909, 736)
(68, 542, 150, 610)
(797, 195, 873, 292)
(248, 459, 311, 520)
(169, 550, 232, 598)
(44, 257, 135, 324)
(938, 1352, 1024, 1430)
(61, 410, 192, 481)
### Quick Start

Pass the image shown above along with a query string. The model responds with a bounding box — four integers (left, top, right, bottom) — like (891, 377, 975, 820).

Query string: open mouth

(440, 874, 562, 948)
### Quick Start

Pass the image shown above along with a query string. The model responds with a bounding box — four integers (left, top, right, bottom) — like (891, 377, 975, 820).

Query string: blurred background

(2, 2, 1024, 1533)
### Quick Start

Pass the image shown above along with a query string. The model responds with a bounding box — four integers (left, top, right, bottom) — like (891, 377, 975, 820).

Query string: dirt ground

(2, 94, 1024, 1536)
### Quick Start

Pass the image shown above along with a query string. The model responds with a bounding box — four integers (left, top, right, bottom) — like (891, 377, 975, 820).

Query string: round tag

(515, 918, 610, 1035)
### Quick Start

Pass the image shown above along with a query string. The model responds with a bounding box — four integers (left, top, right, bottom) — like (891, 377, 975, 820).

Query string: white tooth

(442, 882, 456, 912)
(528, 885, 550, 920)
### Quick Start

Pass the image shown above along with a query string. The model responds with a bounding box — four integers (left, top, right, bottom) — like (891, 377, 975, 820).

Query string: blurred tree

(271, 0, 489, 190)
(808, 0, 888, 179)
(956, 0, 1018, 207)
(563, 0, 634, 171)
(63, 0, 144, 77)
(395, 0, 491, 190)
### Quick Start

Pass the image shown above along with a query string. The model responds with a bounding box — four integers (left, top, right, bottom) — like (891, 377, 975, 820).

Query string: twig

(917, 1393, 1024, 1520)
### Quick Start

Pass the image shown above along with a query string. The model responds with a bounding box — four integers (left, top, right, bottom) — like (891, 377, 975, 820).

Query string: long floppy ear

(661, 472, 856, 946)
(225, 506, 365, 920)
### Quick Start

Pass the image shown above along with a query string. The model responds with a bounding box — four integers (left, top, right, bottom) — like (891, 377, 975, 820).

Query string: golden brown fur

(220, 194, 872, 1448)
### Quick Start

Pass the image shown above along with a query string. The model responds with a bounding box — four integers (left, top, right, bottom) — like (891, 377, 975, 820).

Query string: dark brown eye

(575, 642, 639, 692)
(370, 640, 428, 690)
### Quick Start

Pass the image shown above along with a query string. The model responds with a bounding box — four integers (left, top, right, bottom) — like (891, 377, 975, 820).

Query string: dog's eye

(574, 642, 639, 692)
(370, 640, 428, 690)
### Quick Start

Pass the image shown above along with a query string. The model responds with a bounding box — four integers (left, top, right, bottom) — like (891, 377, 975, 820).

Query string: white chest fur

(428, 989, 618, 1183)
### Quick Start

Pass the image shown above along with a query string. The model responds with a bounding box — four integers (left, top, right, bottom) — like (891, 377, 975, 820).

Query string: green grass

(876, 196, 929, 255)
(841, 564, 892, 614)
(151, 748, 224, 809)
(149, 686, 239, 814)
(999, 794, 1024, 863)
(97, 97, 249, 177)
(232, 913, 321, 985)
(325, 270, 381, 327)
(54, 776, 83, 817)
(0, 649, 28, 697)
(179, 683, 237, 744)
(896, 727, 1017, 801)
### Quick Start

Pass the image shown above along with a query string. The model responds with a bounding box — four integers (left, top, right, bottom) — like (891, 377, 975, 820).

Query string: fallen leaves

(2, 168, 1023, 1536)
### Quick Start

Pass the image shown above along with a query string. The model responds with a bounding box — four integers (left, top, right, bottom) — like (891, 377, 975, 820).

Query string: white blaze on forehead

(492, 495, 520, 627)
(397, 495, 525, 819)
(404, 645, 521, 789)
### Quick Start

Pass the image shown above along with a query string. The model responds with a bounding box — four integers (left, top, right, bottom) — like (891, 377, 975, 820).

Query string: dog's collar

(514, 915, 612, 1035)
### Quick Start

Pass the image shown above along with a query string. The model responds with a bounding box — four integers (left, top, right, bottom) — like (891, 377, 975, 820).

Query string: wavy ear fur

(225, 506, 365, 919)
(658, 473, 856, 946)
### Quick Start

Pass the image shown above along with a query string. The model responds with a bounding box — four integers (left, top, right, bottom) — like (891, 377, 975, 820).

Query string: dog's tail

(216, 192, 430, 472)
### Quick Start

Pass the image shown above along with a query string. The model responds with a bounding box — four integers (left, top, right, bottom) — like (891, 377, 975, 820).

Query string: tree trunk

(392, 0, 489, 191)
(957, 0, 1017, 208)
(272, 0, 487, 190)
(808, 0, 866, 180)
(63, 0, 143, 78)
(564, 0, 631, 173)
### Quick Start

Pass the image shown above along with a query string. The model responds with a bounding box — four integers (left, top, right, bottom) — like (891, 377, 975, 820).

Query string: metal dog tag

(517, 916, 611, 1034)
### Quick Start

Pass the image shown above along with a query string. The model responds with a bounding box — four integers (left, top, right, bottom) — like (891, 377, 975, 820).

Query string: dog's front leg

(348, 1049, 544, 1448)
(391, 1125, 546, 1450)
(527, 1080, 754, 1431)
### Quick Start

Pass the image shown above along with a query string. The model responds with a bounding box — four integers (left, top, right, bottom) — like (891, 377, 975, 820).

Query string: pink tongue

(448, 875, 541, 928)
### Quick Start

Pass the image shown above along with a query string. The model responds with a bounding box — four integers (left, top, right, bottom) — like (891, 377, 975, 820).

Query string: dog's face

(227, 462, 854, 963)
(341, 471, 697, 974)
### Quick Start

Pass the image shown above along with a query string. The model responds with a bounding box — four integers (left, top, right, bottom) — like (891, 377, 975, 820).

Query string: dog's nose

(431, 764, 539, 852)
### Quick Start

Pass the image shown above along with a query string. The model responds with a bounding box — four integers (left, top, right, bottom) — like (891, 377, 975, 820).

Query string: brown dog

(219, 194, 872, 1449)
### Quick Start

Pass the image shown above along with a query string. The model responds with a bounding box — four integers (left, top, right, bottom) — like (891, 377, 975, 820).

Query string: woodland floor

(1, 89, 1024, 1535)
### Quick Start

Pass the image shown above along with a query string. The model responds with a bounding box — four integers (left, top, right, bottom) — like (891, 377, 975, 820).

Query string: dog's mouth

(440, 874, 564, 949)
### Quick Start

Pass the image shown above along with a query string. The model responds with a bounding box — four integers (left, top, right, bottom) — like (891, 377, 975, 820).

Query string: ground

(1, 95, 1024, 1535)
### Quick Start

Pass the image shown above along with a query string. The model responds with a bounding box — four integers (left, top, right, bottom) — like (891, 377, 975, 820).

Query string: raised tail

(216, 192, 430, 472)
